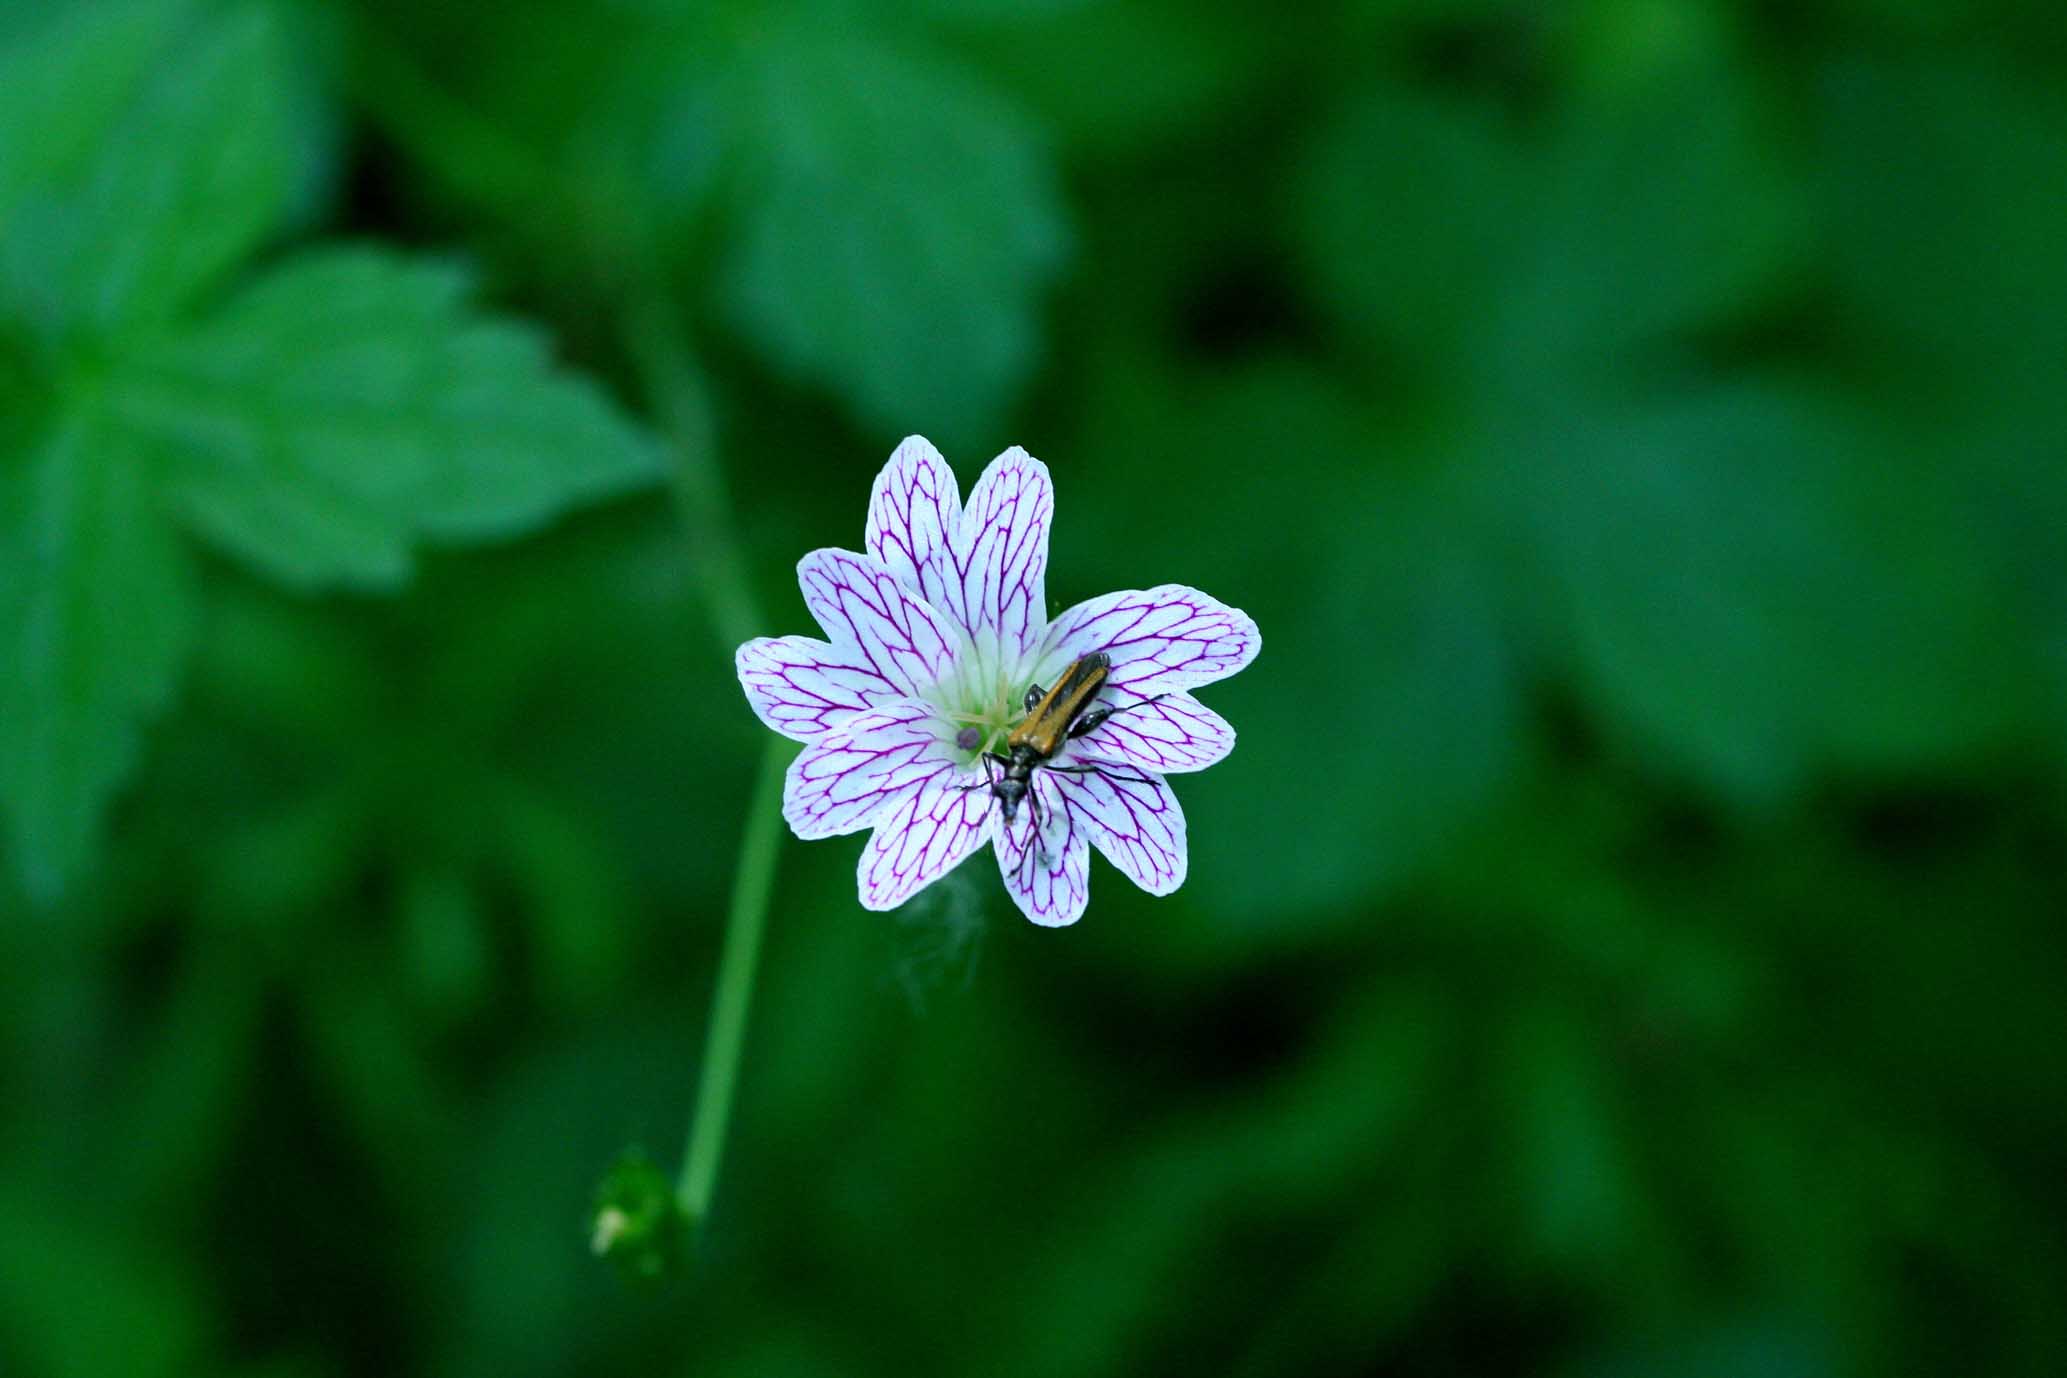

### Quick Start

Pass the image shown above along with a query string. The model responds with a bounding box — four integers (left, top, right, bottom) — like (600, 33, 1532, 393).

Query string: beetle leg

(1044, 763, 1158, 787)
(953, 752, 1001, 793)
(1027, 782, 1050, 870)
(1067, 692, 1169, 740)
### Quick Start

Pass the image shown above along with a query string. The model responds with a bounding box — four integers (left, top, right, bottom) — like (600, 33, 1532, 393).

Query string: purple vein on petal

(799, 548, 960, 698)
(783, 699, 959, 839)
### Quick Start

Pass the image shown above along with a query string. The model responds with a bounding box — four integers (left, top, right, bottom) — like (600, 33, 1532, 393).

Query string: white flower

(735, 438, 1260, 926)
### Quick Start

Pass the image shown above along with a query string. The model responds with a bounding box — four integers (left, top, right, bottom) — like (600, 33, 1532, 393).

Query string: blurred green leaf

(906, 0, 1097, 21)
(0, 0, 180, 222)
(1073, 363, 1523, 931)
(0, 17, 654, 897)
(716, 20, 1068, 445)
(1502, 997, 1637, 1268)
(1818, 58, 2067, 408)
(361, 5, 1070, 442)
(951, 0, 1283, 162)
(0, 409, 192, 899)
(108, 248, 662, 590)
(1499, 32, 1802, 370)
(1574, 1317, 1836, 1378)
(0, 1183, 209, 1378)
(0, 3, 290, 347)
(1816, 60, 2067, 756)
(115, 941, 265, 1213)
(1523, 380, 2031, 799)
(497, 782, 634, 1010)
(298, 952, 457, 1197)
(443, 1016, 697, 1378)
(400, 862, 491, 1021)
(1293, 86, 1523, 376)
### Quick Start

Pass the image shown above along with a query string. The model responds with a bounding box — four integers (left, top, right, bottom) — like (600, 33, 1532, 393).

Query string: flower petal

(1047, 756, 1188, 896)
(1062, 689, 1235, 774)
(736, 634, 904, 742)
(782, 699, 957, 840)
(865, 436, 963, 610)
(993, 771, 1090, 927)
(954, 447, 1053, 665)
(1035, 584, 1260, 698)
(798, 547, 962, 698)
(857, 769, 995, 910)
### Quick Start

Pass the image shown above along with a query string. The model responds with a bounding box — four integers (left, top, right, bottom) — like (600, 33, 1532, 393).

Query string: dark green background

(4, 0, 2064, 1374)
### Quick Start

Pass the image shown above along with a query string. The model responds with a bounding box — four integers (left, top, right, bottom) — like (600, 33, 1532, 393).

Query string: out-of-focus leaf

(108, 248, 662, 590)
(365, 6, 1068, 442)
(1818, 59, 2067, 409)
(717, 22, 1068, 446)
(1223, 1174, 1449, 1378)
(0, 1182, 210, 1378)
(1003, 981, 1444, 1376)
(1498, 34, 1802, 371)
(496, 783, 633, 1011)
(115, 942, 265, 1213)
(951, 0, 1280, 162)
(1293, 86, 1522, 376)
(298, 954, 456, 1200)
(0, 3, 290, 345)
(196, 790, 368, 933)
(1501, 998, 1637, 1268)
(1816, 60, 2067, 757)
(0, 0, 181, 220)
(400, 862, 491, 1022)
(1075, 364, 1523, 933)
(442, 1016, 699, 1378)
(1523, 380, 2031, 800)
(905, 0, 1097, 21)
(0, 410, 192, 899)
(1573, 1316, 1836, 1378)
(265, 0, 351, 234)
(187, 580, 380, 742)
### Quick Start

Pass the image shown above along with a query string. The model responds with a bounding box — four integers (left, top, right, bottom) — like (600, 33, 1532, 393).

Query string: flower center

(928, 648, 1033, 761)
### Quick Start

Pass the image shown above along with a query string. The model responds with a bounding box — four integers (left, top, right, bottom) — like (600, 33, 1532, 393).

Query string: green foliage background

(3, 0, 2064, 1374)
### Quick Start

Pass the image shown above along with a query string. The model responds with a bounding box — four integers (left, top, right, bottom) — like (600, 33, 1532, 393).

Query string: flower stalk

(676, 733, 791, 1224)
(341, 28, 787, 1246)
(617, 244, 785, 1236)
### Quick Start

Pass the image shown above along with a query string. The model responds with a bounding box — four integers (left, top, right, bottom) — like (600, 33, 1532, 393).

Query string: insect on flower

(963, 651, 1163, 862)
(736, 437, 1259, 926)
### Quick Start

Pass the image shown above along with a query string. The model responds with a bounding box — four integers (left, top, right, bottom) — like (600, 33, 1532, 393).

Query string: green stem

(676, 734, 790, 1222)
(343, 25, 787, 1233)
(611, 236, 786, 1231)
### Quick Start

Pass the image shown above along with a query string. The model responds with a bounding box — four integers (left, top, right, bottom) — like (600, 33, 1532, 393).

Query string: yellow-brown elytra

(960, 651, 1164, 864)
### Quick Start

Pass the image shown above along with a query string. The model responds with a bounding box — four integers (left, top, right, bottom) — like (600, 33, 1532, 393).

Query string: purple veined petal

(1035, 584, 1261, 698)
(1062, 689, 1236, 774)
(797, 547, 962, 698)
(857, 767, 996, 910)
(993, 771, 1090, 927)
(1047, 754, 1188, 896)
(953, 447, 1053, 665)
(736, 634, 905, 742)
(782, 698, 959, 840)
(865, 436, 964, 613)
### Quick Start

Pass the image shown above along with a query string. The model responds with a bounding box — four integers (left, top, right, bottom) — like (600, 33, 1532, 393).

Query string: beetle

(960, 651, 1163, 865)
